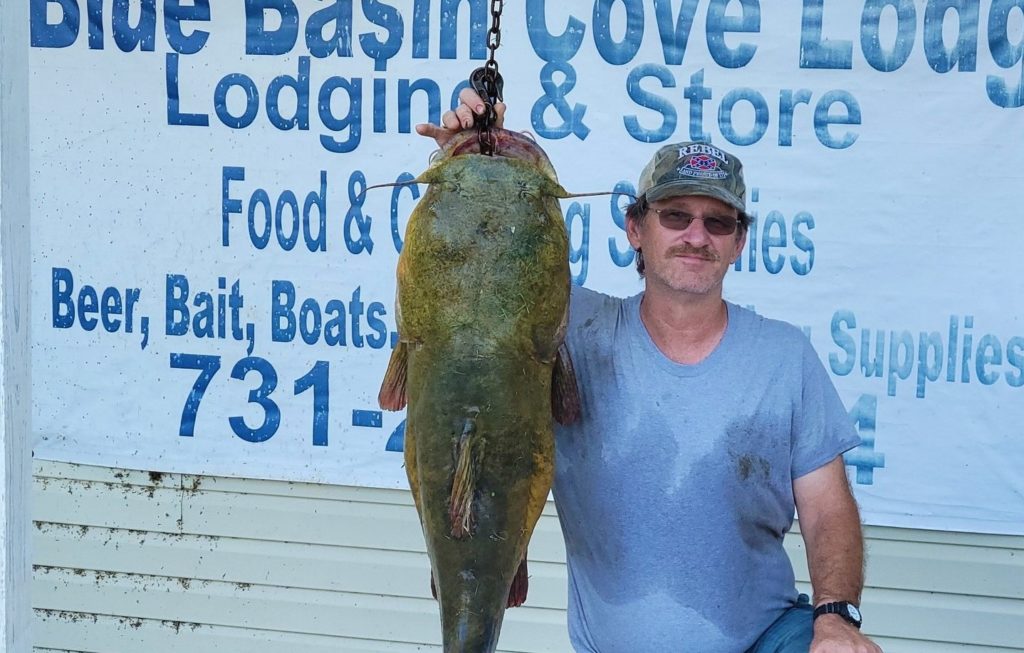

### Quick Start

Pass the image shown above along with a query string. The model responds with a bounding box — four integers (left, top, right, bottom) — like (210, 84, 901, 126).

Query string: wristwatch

(813, 601, 862, 629)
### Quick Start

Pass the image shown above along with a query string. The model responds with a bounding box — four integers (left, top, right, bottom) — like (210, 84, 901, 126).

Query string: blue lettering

(245, 0, 300, 55)
(390, 172, 419, 253)
(305, 0, 354, 58)
(527, 0, 586, 62)
(374, 78, 386, 133)
(790, 211, 815, 275)
(349, 287, 366, 347)
(413, 0, 429, 57)
(222, 166, 245, 247)
(166, 274, 190, 336)
(760, 210, 786, 273)
(31, 0, 79, 48)
(360, 0, 403, 71)
(976, 334, 1002, 385)
(1006, 336, 1024, 387)
(624, 64, 677, 142)
(923, 0, 979, 73)
(861, 329, 884, 377)
(399, 78, 442, 133)
(778, 89, 812, 146)
(800, 0, 853, 69)
(272, 280, 297, 342)
(304, 171, 329, 252)
(683, 68, 712, 142)
(887, 330, 914, 396)
(249, 189, 273, 249)
(653, 0, 699, 65)
(267, 56, 310, 130)
(706, 0, 760, 68)
(608, 182, 636, 267)
(366, 303, 389, 348)
(324, 300, 347, 346)
(961, 315, 974, 383)
(861, 0, 916, 72)
(319, 77, 362, 153)
(275, 191, 301, 251)
(440, 0, 487, 59)
(165, 0, 211, 54)
(916, 331, 943, 397)
(987, 0, 1024, 108)
(829, 309, 856, 375)
(77, 285, 99, 332)
(299, 299, 322, 345)
(215, 74, 260, 129)
(112, 0, 156, 52)
(593, 0, 644, 65)
(52, 267, 76, 328)
(166, 54, 210, 126)
(87, 0, 103, 48)
(566, 202, 590, 286)
(719, 87, 769, 145)
(813, 90, 861, 149)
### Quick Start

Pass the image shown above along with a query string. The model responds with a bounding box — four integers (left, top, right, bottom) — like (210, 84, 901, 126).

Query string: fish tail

(449, 417, 480, 539)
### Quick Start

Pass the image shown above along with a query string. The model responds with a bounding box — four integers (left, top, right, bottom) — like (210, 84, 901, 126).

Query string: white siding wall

(33, 460, 1024, 652)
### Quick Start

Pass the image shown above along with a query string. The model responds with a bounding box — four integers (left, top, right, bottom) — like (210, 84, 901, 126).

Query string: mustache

(665, 244, 720, 261)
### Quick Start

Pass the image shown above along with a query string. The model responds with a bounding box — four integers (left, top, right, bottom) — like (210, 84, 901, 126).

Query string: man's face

(626, 194, 746, 297)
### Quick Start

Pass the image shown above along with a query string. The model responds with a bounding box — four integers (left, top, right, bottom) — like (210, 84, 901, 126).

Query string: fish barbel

(378, 128, 580, 652)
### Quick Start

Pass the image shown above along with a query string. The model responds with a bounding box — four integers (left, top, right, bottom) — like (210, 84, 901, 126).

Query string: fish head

(418, 129, 565, 194)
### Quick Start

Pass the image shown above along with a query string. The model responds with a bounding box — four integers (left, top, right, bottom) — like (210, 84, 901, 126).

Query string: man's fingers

(441, 110, 462, 130)
(415, 122, 454, 147)
(493, 101, 506, 129)
(458, 88, 486, 114)
(454, 104, 476, 128)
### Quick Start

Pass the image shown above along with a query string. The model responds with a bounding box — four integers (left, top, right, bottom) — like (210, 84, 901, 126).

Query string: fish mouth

(444, 129, 556, 172)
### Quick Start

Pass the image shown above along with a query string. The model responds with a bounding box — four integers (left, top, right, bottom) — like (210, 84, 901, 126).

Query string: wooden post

(0, 0, 33, 649)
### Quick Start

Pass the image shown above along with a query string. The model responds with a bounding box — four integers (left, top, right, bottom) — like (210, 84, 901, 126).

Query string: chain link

(473, 0, 504, 155)
(486, 0, 503, 71)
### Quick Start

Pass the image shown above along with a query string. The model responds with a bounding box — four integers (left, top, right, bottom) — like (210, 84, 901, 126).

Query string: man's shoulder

(569, 285, 630, 321)
(728, 302, 814, 353)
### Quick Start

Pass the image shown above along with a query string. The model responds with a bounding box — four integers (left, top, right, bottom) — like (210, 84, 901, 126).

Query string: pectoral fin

(551, 344, 580, 425)
(378, 341, 408, 411)
(507, 555, 529, 608)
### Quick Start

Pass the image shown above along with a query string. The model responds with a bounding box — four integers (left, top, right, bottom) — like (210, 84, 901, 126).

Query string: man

(418, 90, 882, 653)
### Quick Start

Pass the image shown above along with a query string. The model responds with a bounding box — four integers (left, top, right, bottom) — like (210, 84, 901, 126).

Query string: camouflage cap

(637, 141, 746, 212)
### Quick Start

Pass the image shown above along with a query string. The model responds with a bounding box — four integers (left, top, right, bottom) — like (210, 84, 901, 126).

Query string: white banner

(30, 1, 1024, 535)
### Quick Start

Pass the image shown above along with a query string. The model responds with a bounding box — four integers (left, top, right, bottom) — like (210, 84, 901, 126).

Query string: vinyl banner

(29, 1, 1024, 535)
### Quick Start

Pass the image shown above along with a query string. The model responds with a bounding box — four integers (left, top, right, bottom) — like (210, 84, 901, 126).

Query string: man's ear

(732, 228, 748, 263)
(626, 215, 643, 250)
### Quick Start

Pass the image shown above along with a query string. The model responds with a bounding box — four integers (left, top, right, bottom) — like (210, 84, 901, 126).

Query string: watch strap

(813, 601, 862, 628)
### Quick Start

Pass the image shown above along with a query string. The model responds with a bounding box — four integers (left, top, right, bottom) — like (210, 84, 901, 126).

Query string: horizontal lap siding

(32, 461, 1024, 652)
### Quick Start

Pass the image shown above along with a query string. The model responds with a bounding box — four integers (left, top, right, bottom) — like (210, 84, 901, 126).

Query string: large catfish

(378, 128, 580, 652)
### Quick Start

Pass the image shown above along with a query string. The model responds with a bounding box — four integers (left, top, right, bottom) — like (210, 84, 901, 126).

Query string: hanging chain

(469, 0, 505, 155)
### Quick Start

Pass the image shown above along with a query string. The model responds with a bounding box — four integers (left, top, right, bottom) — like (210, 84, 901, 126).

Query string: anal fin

(378, 341, 408, 411)
(449, 417, 481, 539)
(552, 344, 581, 425)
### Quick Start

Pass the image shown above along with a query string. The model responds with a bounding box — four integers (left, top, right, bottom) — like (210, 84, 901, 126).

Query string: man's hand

(811, 613, 883, 652)
(414, 88, 506, 147)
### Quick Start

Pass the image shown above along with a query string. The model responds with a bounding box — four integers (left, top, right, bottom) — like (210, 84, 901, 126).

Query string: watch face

(846, 604, 862, 622)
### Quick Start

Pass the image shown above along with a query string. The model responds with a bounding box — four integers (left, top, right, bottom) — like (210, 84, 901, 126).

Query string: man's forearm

(793, 457, 866, 606)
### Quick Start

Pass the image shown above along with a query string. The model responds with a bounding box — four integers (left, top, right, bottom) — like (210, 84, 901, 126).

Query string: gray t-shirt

(553, 287, 860, 653)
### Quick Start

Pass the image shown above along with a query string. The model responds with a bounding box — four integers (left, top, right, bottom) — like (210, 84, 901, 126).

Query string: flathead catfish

(378, 128, 580, 652)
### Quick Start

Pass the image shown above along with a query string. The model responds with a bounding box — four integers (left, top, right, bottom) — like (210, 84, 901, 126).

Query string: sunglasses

(649, 208, 739, 236)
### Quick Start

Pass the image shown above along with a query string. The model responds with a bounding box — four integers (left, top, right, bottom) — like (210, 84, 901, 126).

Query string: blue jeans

(746, 594, 814, 653)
